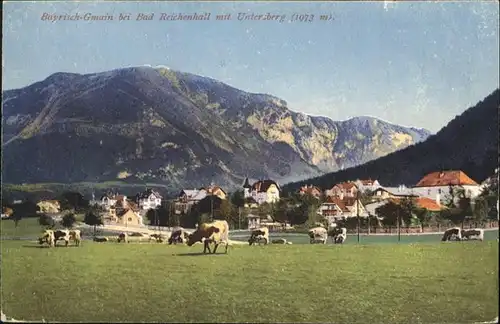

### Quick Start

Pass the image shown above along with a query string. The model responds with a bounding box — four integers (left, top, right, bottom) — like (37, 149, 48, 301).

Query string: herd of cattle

(39, 229, 82, 247)
(441, 227, 485, 241)
(37, 221, 486, 252)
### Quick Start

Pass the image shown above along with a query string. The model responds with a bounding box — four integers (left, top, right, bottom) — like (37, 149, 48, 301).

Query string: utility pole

(211, 191, 214, 222)
(357, 191, 360, 243)
(397, 208, 401, 242)
(238, 206, 241, 230)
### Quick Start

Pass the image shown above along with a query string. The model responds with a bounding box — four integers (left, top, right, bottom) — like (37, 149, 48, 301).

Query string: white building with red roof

(412, 170, 481, 204)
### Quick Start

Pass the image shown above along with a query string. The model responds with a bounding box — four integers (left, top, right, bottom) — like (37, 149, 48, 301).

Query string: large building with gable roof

(243, 178, 280, 204)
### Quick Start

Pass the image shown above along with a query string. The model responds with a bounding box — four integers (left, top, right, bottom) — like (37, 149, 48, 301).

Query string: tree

(62, 213, 77, 229)
(375, 201, 401, 227)
(84, 208, 103, 237)
(472, 197, 489, 225)
(59, 191, 89, 211)
(414, 208, 432, 227)
(399, 197, 417, 226)
(39, 213, 55, 229)
(218, 199, 236, 226)
(11, 210, 22, 228)
(272, 199, 289, 223)
(230, 190, 245, 209)
(146, 207, 169, 227)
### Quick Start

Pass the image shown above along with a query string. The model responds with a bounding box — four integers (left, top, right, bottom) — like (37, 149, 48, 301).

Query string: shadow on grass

(22, 245, 49, 249)
(175, 252, 228, 257)
(22, 245, 81, 249)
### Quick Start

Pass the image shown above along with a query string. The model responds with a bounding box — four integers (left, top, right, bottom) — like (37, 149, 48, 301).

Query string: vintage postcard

(1, 1, 499, 323)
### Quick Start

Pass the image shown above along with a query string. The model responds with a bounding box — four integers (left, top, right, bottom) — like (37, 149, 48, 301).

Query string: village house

(412, 170, 481, 205)
(371, 186, 419, 201)
(317, 196, 366, 225)
(95, 192, 118, 211)
(174, 185, 226, 214)
(243, 178, 280, 204)
(354, 179, 381, 193)
(136, 189, 162, 210)
(298, 185, 322, 199)
(36, 200, 61, 214)
(325, 182, 359, 199)
(104, 207, 143, 226)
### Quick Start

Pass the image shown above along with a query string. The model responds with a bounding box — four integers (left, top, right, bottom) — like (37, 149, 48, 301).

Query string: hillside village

(2, 168, 498, 232)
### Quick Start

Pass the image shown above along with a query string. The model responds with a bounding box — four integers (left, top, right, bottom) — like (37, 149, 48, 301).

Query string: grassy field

(1, 240, 498, 323)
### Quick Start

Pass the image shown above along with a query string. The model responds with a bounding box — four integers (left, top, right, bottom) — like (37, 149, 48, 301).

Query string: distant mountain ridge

(283, 89, 499, 193)
(2, 66, 431, 192)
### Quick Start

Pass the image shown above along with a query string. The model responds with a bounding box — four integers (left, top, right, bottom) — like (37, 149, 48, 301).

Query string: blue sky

(3, 1, 499, 132)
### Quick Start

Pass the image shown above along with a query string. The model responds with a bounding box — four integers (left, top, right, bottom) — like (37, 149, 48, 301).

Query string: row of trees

(38, 206, 104, 237)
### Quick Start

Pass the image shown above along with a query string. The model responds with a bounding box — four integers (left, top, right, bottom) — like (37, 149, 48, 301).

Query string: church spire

(243, 177, 251, 189)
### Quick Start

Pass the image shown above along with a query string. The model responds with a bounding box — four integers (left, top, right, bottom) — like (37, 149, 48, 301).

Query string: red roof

(390, 197, 444, 212)
(299, 185, 322, 196)
(324, 197, 356, 212)
(333, 182, 358, 190)
(415, 170, 478, 187)
(415, 197, 443, 211)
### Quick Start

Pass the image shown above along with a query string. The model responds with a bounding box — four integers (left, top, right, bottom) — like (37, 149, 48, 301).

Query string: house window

(128, 217, 132, 222)
(427, 189, 431, 195)
(438, 189, 442, 194)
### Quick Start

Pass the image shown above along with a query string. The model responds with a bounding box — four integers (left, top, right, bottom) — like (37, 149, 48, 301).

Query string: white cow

(308, 227, 328, 244)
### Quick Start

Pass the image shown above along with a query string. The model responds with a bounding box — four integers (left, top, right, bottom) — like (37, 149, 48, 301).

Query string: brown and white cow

(53, 229, 72, 247)
(441, 227, 462, 241)
(308, 227, 328, 244)
(38, 230, 55, 247)
(461, 228, 484, 241)
(248, 227, 269, 246)
(186, 220, 230, 254)
(69, 230, 82, 246)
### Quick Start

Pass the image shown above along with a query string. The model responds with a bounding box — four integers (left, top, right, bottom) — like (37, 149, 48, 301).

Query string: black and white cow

(329, 227, 347, 244)
(168, 227, 190, 245)
(441, 227, 462, 241)
(248, 227, 269, 245)
(461, 228, 484, 241)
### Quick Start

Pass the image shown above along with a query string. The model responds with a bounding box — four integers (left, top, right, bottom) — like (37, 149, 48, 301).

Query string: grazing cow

(461, 228, 484, 241)
(308, 227, 328, 244)
(329, 227, 347, 244)
(168, 227, 190, 245)
(248, 227, 269, 246)
(38, 230, 55, 247)
(69, 230, 82, 246)
(441, 227, 462, 241)
(149, 233, 165, 243)
(271, 238, 292, 245)
(93, 237, 109, 242)
(53, 229, 71, 247)
(186, 220, 230, 254)
(117, 232, 128, 243)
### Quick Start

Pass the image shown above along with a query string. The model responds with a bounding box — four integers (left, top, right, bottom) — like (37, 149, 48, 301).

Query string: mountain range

(2, 66, 431, 192)
(283, 89, 499, 193)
